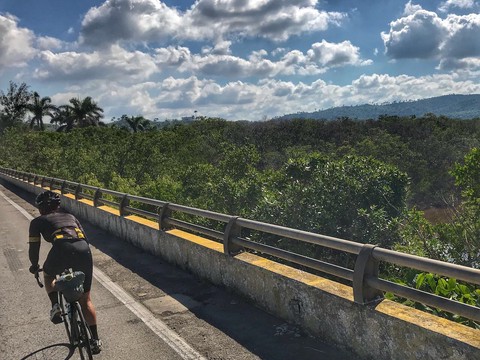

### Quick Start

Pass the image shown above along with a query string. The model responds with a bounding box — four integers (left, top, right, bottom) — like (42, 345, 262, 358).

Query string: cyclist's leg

(78, 291, 97, 326)
(72, 239, 102, 352)
(43, 271, 56, 294)
(70, 239, 95, 326)
(43, 245, 62, 309)
(79, 290, 102, 353)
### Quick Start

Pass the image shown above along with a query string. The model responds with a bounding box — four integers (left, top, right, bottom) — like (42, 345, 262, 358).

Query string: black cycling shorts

(43, 239, 93, 292)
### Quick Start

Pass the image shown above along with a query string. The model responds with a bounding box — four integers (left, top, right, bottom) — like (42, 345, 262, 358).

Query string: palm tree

(124, 115, 152, 133)
(61, 97, 104, 130)
(50, 106, 75, 132)
(25, 92, 57, 130)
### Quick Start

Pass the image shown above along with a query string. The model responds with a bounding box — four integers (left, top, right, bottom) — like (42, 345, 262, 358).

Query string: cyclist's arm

(28, 219, 41, 268)
(29, 242, 40, 267)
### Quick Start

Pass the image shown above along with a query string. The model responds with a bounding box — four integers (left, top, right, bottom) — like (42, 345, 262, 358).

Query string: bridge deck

(0, 182, 355, 360)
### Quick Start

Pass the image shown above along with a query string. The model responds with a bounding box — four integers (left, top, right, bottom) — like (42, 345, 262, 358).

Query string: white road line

(0, 190, 34, 220)
(94, 267, 206, 360)
(0, 189, 207, 360)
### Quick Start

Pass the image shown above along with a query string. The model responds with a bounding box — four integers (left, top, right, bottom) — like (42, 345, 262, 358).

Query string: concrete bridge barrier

(1, 172, 479, 360)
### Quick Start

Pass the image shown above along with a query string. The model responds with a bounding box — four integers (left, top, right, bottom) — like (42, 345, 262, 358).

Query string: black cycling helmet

(35, 190, 61, 210)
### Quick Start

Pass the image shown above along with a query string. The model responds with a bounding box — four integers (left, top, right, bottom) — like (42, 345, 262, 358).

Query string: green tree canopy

(0, 81, 31, 132)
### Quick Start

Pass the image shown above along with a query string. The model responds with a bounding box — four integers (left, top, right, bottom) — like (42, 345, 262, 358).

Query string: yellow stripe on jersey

(52, 227, 84, 241)
(28, 236, 41, 243)
(75, 227, 85, 239)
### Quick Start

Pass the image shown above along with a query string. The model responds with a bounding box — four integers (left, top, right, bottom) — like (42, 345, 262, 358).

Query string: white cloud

(381, 8, 446, 59)
(438, 57, 480, 70)
(80, 0, 183, 46)
(349, 73, 480, 103)
(403, 1, 423, 16)
(155, 40, 370, 78)
(33, 45, 158, 82)
(155, 46, 191, 67)
(272, 48, 288, 57)
(306, 40, 372, 67)
(36, 36, 65, 51)
(381, 6, 480, 69)
(439, 0, 477, 12)
(4, 1, 479, 122)
(188, 0, 346, 42)
(202, 40, 232, 55)
(0, 14, 36, 71)
(441, 14, 480, 59)
(80, 0, 347, 46)
(46, 71, 480, 122)
(179, 52, 278, 78)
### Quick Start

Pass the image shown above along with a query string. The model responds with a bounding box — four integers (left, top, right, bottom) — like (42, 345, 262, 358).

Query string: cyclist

(28, 190, 102, 354)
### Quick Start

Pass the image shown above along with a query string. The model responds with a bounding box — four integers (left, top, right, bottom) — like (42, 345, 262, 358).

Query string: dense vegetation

(1, 82, 479, 327)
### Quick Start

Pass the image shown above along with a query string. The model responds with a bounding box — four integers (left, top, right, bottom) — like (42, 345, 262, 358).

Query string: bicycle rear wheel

(68, 303, 83, 358)
(74, 302, 93, 360)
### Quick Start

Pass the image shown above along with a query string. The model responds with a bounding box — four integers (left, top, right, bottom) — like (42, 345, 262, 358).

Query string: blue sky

(0, 0, 479, 121)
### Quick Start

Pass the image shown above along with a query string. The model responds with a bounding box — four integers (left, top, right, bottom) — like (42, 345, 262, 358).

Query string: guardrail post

(93, 188, 102, 207)
(49, 178, 55, 190)
(158, 203, 172, 230)
(75, 184, 82, 200)
(223, 216, 243, 256)
(41, 177, 46, 188)
(353, 244, 383, 305)
(33, 175, 38, 185)
(61, 181, 67, 194)
(119, 194, 130, 216)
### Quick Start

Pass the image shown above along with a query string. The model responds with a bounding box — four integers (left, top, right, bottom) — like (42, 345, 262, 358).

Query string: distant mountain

(277, 94, 480, 121)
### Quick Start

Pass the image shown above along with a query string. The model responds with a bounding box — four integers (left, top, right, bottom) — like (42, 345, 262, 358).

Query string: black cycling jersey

(29, 210, 93, 292)
(29, 211, 86, 243)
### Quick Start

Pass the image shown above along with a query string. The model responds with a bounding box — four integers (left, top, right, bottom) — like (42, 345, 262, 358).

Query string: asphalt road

(0, 181, 356, 360)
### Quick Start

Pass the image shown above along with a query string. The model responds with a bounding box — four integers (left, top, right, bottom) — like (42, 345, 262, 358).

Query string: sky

(0, 0, 479, 121)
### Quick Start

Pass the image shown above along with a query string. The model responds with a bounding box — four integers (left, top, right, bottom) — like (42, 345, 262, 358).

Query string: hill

(277, 94, 480, 120)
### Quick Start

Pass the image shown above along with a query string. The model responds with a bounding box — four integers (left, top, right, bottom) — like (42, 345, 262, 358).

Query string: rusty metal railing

(1, 167, 479, 323)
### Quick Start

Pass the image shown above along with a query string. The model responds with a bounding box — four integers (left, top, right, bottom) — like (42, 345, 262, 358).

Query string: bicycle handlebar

(35, 268, 44, 288)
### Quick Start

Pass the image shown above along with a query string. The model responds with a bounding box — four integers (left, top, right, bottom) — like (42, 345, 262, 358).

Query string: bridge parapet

(1, 167, 479, 360)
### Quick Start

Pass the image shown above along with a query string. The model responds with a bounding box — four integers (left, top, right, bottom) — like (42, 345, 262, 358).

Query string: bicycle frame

(35, 269, 93, 360)
(58, 292, 93, 360)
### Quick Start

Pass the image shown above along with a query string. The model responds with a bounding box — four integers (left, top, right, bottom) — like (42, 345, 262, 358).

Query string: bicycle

(35, 268, 94, 360)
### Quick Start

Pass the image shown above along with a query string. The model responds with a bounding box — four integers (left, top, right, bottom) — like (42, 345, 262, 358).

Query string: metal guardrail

(1, 167, 479, 323)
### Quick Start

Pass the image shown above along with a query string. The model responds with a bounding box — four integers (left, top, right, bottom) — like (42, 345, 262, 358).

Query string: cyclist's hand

(29, 264, 40, 274)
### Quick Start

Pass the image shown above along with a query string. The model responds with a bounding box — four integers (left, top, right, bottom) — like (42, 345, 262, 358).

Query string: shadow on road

(20, 343, 74, 360)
